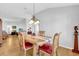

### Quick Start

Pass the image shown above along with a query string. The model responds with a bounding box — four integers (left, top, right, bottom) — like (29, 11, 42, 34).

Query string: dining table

(25, 35, 47, 56)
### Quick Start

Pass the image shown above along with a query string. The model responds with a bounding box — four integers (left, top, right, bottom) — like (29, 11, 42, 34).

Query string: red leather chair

(39, 43, 53, 55)
(18, 32, 33, 56)
(39, 33, 60, 56)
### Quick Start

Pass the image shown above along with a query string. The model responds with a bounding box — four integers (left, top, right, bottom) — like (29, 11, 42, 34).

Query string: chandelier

(29, 3, 40, 24)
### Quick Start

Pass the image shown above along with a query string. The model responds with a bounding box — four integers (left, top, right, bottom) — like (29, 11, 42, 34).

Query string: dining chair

(2, 31, 8, 40)
(39, 31, 45, 37)
(18, 32, 33, 56)
(39, 33, 61, 56)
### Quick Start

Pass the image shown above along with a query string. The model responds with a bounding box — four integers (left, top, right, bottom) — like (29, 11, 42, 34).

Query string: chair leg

(56, 48, 58, 56)
(24, 50, 26, 56)
(53, 48, 58, 56)
(39, 51, 42, 56)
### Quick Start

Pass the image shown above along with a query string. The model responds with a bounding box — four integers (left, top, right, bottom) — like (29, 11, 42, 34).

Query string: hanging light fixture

(29, 3, 40, 24)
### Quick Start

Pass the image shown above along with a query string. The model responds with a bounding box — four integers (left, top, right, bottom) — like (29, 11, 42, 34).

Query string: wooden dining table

(25, 35, 47, 56)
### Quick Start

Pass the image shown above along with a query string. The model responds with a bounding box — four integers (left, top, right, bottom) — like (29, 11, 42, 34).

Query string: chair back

(39, 31, 45, 36)
(21, 32, 27, 49)
(52, 33, 61, 56)
(18, 33, 23, 47)
(18, 32, 26, 49)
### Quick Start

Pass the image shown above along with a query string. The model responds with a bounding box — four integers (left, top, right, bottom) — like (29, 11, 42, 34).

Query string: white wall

(2, 18, 26, 34)
(36, 5, 79, 49)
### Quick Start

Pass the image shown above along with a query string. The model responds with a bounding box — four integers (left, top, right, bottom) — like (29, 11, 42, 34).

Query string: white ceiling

(0, 3, 79, 21)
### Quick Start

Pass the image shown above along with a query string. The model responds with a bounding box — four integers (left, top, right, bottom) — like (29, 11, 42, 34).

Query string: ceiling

(0, 3, 79, 21)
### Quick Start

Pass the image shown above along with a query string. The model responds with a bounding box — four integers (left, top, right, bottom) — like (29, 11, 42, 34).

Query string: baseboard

(59, 45, 73, 50)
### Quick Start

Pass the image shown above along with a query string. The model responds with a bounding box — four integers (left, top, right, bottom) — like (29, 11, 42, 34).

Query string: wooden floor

(0, 35, 24, 56)
(0, 35, 79, 56)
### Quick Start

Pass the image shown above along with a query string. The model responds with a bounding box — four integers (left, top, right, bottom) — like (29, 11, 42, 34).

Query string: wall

(36, 5, 79, 49)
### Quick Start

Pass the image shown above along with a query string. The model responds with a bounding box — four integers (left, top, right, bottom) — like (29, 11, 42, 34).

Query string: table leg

(33, 44, 38, 56)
